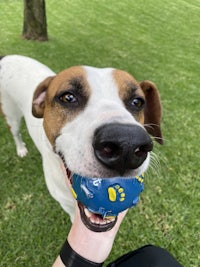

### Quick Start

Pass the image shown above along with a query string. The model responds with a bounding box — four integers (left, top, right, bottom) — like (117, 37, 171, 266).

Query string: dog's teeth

(95, 217, 101, 224)
(84, 207, 116, 226)
(84, 208, 92, 218)
(105, 217, 115, 223)
(90, 217, 96, 224)
(99, 220, 107, 225)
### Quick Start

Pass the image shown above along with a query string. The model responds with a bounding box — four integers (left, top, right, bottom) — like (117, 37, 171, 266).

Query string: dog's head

(32, 66, 163, 231)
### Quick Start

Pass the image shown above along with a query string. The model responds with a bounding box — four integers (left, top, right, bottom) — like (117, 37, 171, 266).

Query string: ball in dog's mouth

(58, 152, 144, 232)
(58, 152, 117, 232)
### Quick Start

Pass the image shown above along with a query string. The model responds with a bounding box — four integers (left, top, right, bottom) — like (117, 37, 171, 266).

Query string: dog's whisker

(144, 123, 159, 129)
(148, 151, 161, 177)
(154, 136, 164, 143)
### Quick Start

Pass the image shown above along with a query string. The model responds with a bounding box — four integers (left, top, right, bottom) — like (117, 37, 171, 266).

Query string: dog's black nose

(93, 123, 153, 175)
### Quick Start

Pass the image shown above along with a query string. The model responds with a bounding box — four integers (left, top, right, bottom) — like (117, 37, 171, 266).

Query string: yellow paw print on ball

(108, 184, 126, 202)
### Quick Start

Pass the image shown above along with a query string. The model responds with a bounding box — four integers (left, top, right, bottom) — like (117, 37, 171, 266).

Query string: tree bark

(22, 0, 48, 41)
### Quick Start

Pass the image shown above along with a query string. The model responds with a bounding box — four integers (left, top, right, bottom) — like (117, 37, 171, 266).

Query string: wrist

(67, 209, 127, 263)
(67, 219, 114, 263)
(60, 240, 104, 267)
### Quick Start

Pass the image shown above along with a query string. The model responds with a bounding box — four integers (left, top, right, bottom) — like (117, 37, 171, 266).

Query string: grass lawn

(0, 0, 200, 266)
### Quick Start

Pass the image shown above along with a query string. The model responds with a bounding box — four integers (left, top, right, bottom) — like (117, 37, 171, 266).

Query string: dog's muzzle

(57, 123, 153, 232)
(93, 123, 153, 175)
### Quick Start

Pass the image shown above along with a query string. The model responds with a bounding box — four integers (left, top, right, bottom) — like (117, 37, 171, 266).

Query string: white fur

(0, 55, 75, 220)
(0, 55, 150, 222)
(56, 66, 150, 178)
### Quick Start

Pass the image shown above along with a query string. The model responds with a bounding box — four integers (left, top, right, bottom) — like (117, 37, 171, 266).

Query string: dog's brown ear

(140, 80, 163, 144)
(32, 76, 54, 118)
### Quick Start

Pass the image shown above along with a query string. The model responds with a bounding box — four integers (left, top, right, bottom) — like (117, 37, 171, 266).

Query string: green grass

(0, 0, 200, 266)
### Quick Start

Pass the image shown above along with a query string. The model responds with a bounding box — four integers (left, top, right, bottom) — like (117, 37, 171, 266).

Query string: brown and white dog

(0, 55, 163, 232)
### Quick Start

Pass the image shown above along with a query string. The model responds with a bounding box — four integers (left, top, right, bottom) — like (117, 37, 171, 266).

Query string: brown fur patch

(113, 70, 163, 143)
(140, 80, 163, 144)
(42, 66, 91, 145)
(113, 69, 145, 124)
(32, 76, 54, 118)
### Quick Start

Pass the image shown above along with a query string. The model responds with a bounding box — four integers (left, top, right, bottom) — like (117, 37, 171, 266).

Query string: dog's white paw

(17, 145, 28, 158)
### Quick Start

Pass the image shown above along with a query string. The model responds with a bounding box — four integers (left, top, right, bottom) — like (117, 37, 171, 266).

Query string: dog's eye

(59, 93, 77, 104)
(131, 97, 145, 109)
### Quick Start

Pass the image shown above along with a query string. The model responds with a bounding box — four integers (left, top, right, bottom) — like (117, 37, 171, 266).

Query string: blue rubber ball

(71, 173, 144, 218)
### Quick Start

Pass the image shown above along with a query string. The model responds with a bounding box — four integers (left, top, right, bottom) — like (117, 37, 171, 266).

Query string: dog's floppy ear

(140, 80, 163, 144)
(32, 76, 54, 118)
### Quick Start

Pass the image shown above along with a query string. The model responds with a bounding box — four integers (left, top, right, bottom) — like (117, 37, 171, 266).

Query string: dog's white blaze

(56, 66, 150, 178)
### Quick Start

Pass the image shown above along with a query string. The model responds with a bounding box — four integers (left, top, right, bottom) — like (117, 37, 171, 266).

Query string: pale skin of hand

(52, 205, 127, 267)
(52, 162, 127, 266)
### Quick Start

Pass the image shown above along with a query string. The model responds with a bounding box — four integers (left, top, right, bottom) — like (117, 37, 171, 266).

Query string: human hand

(68, 204, 127, 263)
(52, 204, 127, 267)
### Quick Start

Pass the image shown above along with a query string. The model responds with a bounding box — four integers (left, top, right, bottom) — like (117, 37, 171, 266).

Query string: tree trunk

(22, 0, 48, 41)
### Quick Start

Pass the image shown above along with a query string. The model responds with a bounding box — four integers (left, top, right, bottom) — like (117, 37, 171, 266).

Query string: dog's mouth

(78, 202, 117, 232)
(58, 152, 118, 232)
